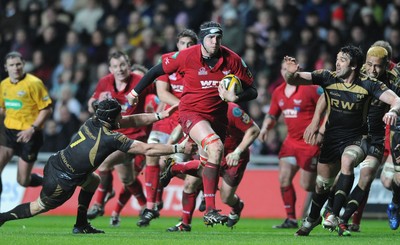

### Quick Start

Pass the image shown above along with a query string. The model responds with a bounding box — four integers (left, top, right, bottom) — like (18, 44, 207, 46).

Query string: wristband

(389, 108, 399, 116)
(31, 125, 38, 132)
(130, 90, 138, 97)
(155, 113, 162, 121)
(173, 144, 178, 153)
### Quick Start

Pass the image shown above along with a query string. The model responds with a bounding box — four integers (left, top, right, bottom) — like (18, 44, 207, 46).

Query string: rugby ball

(221, 74, 243, 94)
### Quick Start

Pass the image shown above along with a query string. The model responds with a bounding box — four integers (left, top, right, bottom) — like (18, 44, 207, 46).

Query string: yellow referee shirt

(0, 73, 52, 130)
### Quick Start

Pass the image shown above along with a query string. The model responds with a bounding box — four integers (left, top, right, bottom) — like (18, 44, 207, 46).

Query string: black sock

(326, 189, 335, 210)
(392, 181, 400, 205)
(75, 189, 94, 226)
(0, 203, 32, 224)
(332, 173, 354, 216)
(29, 173, 43, 187)
(341, 185, 367, 223)
(309, 192, 329, 220)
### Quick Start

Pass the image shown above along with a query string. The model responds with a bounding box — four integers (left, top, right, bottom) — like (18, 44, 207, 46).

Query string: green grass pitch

(0, 216, 398, 245)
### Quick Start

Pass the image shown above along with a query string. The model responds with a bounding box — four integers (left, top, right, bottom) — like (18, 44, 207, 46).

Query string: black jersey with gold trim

(52, 118, 133, 178)
(312, 69, 388, 141)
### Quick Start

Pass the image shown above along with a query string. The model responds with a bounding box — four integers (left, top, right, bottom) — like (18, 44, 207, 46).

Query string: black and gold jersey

(52, 118, 133, 179)
(365, 69, 400, 139)
(312, 69, 388, 141)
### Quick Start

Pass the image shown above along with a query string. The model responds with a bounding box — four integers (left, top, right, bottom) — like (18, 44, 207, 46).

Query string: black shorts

(3, 128, 43, 162)
(319, 134, 367, 164)
(40, 155, 86, 210)
(390, 129, 400, 172)
(367, 135, 385, 161)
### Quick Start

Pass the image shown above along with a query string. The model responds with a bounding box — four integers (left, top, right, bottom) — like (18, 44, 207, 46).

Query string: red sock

(202, 162, 219, 212)
(182, 192, 197, 225)
(126, 179, 146, 206)
(352, 189, 369, 225)
(172, 160, 201, 177)
(145, 165, 160, 206)
(281, 185, 296, 219)
(113, 187, 131, 214)
(94, 170, 113, 205)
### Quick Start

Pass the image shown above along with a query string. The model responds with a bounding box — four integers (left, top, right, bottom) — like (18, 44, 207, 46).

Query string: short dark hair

(4, 51, 24, 64)
(108, 51, 130, 66)
(177, 29, 198, 44)
(340, 45, 364, 74)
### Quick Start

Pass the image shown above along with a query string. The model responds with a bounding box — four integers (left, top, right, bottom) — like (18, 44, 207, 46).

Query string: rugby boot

(273, 218, 298, 228)
(295, 216, 322, 236)
(160, 158, 176, 187)
(322, 214, 339, 231)
(110, 214, 120, 227)
(337, 221, 351, 236)
(348, 223, 360, 232)
(387, 202, 400, 230)
(203, 209, 228, 226)
(226, 200, 244, 228)
(87, 204, 104, 220)
(167, 222, 191, 232)
(72, 223, 105, 234)
(137, 208, 160, 227)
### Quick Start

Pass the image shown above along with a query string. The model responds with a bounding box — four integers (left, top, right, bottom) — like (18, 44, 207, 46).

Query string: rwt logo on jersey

(330, 99, 363, 111)
(200, 80, 220, 89)
(282, 108, 299, 118)
(171, 84, 183, 93)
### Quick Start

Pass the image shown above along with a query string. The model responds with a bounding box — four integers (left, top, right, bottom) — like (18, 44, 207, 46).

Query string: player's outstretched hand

(126, 90, 139, 106)
(160, 104, 179, 119)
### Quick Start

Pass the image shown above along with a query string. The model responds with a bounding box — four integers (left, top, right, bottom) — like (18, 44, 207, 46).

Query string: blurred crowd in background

(0, 0, 399, 157)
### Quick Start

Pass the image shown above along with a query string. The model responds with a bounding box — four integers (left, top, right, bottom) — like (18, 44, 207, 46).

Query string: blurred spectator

(30, 49, 53, 88)
(297, 0, 331, 28)
(99, 14, 121, 47)
(10, 28, 32, 60)
(160, 25, 178, 54)
(1, 1, 24, 36)
(54, 104, 81, 149)
(62, 30, 82, 54)
(53, 84, 82, 122)
(40, 119, 60, 152)
(72, 0, 104, 37)
(221, 8, 245, 54)
(349, 25, 370, 53)
(387, 28, 400, 62)
(71, 66, 91, 105)
(140, 28, 161, 66)
(127, 11, 146, 47)
(98, 0, 131, 28)
(113, 31, 133, 55)
(210, 0, 224, 23)
(248, 9, 276, 49)
(86, 30, 109, 65)
(50, 50, 74, 97)
(175, 0, 208, 30)
(36, 25, 63, 66)
(384, 7, 400, 42)
(245, 0, 269, 28)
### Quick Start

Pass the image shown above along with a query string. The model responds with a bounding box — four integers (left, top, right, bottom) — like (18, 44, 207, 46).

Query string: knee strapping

(316, 175, 335, 191)
(343, 147, 365, 165)
(359, 158, 379, 169)
(201, 133, 220, 152)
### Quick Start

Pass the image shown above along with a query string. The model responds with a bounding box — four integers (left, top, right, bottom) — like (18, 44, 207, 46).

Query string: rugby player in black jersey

(284, 45, 400, 236)
(0, 99, 195, 234)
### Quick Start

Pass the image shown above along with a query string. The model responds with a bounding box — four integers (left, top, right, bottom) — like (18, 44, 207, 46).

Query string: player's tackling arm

(284, 56, 313, 86)
(119, 104, 178, 128)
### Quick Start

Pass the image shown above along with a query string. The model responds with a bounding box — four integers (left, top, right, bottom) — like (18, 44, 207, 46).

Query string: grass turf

(0, 216, 398, 245)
